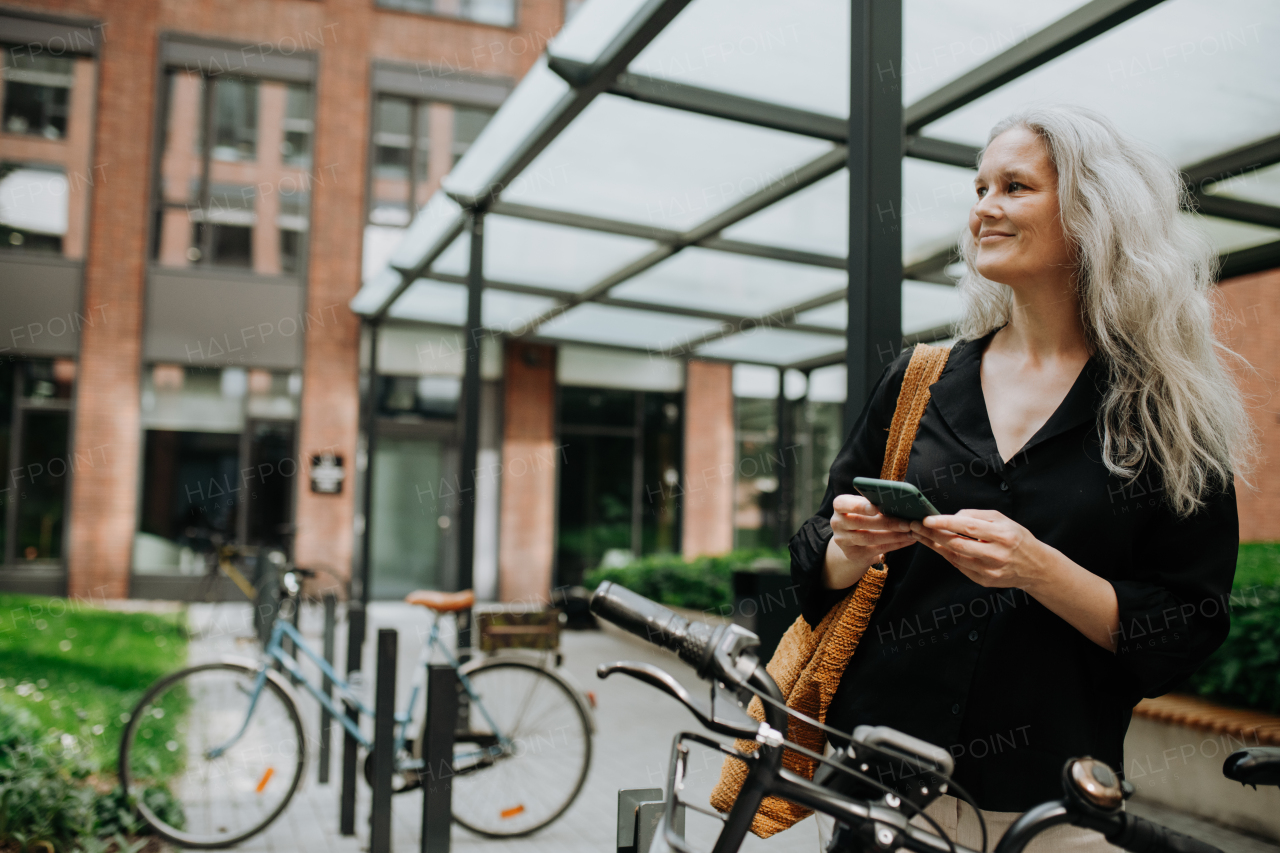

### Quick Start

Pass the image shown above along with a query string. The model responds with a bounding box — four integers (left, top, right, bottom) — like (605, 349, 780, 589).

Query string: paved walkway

(178, 601, 1276, 853)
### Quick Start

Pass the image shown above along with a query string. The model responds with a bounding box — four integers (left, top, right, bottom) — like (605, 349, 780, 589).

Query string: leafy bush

(1185, 584, 1280, 713)
(0, 700, 181, 851)
(584, 548, 787, 612)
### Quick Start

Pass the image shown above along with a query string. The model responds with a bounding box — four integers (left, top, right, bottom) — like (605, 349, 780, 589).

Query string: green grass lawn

(0, 594, 188, 775)
(1234, 542, 1280, 590)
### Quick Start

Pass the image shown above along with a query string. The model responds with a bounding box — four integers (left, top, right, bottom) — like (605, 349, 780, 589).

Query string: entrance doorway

(555, 387, 682, 589)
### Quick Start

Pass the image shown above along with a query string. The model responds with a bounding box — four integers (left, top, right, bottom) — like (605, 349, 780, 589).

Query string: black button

(968, 630, 979, 642)
(1000, 481, 1009, 491)
(951, 704, 961, 715)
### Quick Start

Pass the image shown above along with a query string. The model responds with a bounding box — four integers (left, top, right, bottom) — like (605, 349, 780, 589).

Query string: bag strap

(879, 344, 950, 482)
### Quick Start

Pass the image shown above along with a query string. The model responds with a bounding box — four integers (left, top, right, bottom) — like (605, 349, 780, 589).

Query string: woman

(795, 104, 1254, 850)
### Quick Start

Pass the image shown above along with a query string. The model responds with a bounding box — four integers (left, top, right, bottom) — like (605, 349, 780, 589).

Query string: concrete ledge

(1126, 695, 1280, 841)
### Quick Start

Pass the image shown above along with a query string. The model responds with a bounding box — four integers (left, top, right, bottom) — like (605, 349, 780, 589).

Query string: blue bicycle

(119, 569, 594, 848)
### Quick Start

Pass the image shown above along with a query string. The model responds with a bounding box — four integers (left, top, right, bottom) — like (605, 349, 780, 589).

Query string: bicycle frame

(205, 608, 510, 768)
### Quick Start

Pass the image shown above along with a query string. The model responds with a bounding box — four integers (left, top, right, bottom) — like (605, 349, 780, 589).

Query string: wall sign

(310, 452, 345, 494)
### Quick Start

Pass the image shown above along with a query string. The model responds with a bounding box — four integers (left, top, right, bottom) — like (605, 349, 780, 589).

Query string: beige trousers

(816, 794, 1124, 853)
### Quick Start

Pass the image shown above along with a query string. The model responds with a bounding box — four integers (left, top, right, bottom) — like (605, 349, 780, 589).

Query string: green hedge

(584, 548, 787, 613)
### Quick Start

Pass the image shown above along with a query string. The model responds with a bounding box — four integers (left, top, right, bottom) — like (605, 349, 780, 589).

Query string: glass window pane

(1, 48, 73, 138)
(283, 84, 313, 168)
(722, 171, 848, 256)
(501, 94, 835, 229)
(797, 280, 964, 336)
(388, 191, 464, 272)
(538, 303, 722, 352)
(375, 0, 515, 27)
(0, 166, 67, 252)
(695, 328, 843, 365)
(1191, 213, 1280, 255)
(212, 77, 258, 162)
(902, 0, 1093, 104)
(387, 277, 559, 331)
(369, 435, 447, 599)
(629, 0, 849, 118)
(611, 247, 845, 318)
(16, 410, 70, 562)
(559, 386, 635, 427)
(372, 95, 413, 226)
(432, 216, 660, 292)
(137, 429, 242, 566)
(921, 0, 1280, 169)
(902, 158, 977, 264)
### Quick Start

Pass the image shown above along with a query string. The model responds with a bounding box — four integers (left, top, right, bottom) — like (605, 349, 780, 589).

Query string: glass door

(368, 421, 457, 600)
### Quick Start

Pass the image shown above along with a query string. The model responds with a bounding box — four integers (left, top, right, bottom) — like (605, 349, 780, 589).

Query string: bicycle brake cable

(739, 680, 987, 853)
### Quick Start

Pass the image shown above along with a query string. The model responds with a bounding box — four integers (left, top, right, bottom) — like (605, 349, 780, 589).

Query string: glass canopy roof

(352, 0, 1280, 379)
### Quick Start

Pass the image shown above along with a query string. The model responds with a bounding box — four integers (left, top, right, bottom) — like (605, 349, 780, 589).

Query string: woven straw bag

(709, 343, 951, 838)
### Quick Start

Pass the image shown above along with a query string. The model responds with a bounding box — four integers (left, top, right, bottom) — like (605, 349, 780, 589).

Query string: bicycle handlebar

(1105, 813, 1224, 853)
(589, 582, 1226, 853)
(590, 581, 722, 677)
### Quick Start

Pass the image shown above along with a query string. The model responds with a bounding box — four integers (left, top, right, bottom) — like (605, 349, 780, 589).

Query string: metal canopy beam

(1182, 133, 1280, 188)
(1192, 193, 1280, 231)
(903, 0, 1167, 134)
(1220, 239, 1280, 282)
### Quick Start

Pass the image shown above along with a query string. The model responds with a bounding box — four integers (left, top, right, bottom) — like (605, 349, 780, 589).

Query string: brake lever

(598, 661, 767, 741)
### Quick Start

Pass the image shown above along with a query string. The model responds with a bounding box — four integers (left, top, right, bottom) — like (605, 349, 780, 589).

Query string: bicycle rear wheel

(448, 659, 592, 837)
(119, 661, 306, 849)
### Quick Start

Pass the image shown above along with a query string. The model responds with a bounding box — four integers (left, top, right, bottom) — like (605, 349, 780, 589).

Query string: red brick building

(2, 2, 1276, 603)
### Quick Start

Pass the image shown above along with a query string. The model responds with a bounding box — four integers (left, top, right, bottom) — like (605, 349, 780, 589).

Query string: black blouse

(790, 332, 1238, 812)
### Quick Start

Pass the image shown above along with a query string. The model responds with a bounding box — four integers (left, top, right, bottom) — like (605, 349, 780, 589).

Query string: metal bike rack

(371, 629, 398, 853)
(319, 591, 337, 784)
(617, 788, 685, 853)
(421, 664, 458, 853)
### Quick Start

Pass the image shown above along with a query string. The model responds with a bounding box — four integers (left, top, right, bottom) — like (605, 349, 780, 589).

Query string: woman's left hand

(908, 510, 1050, 591)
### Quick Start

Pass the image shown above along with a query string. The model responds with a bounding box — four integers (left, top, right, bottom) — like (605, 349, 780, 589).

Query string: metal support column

(457, 210, 484, 650)
(342, 319, 379, 835)
(774, 369, 793, 547)
(846, 0, 904, 431)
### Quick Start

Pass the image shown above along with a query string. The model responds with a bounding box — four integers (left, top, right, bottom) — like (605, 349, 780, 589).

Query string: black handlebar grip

(590, 581, 719, 674)
(1107, 813, 1224, 853)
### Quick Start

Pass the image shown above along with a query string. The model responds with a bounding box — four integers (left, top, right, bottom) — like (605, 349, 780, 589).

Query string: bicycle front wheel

(449, 659, 592, 837)
(119, 661, 306, 849)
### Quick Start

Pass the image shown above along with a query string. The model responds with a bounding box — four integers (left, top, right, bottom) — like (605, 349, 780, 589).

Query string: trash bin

(731, 560, 801, 662)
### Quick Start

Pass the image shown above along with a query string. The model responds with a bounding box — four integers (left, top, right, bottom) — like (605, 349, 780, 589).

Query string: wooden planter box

(1125, 694, 1280, 840)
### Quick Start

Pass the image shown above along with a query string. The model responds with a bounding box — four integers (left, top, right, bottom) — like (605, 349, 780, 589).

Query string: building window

(364, 94, 493, 277)
(376, 0, 516, 28)
(0, 45, 96, 259)
(1, 51, 72, 139)
(152, 70, 314, 274)
(1, 358, 76, 567)
(134, 365, 301, 575)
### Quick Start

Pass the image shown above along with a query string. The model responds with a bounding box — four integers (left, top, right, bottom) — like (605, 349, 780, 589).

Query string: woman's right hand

(822, 494, 916, 589)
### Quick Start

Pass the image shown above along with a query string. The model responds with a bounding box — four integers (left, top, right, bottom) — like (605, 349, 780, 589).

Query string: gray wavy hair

(953, 104, 1256, 516)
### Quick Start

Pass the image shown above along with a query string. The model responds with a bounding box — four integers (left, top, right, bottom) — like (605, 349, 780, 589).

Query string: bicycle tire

(119, 660, 307, 849)
(436, 657, 592, 838)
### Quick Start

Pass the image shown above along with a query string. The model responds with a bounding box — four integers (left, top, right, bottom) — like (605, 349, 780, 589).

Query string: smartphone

(850, 477, 979, 540)
(850, 477, 941, 522)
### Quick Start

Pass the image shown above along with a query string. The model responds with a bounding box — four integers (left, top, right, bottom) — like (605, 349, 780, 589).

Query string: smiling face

(969, 127, 1075, 289)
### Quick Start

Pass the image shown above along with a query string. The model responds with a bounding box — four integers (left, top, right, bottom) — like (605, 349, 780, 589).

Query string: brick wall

(17, 0, 561, 596)
(682, 360, 735, 559)
(498, 341, 556, 602)
(1217, 267, 1280, 542)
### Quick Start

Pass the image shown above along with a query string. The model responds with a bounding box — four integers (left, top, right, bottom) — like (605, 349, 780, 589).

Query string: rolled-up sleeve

(1110, 480, 1239, 700)
(789, 349, 914, 627)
